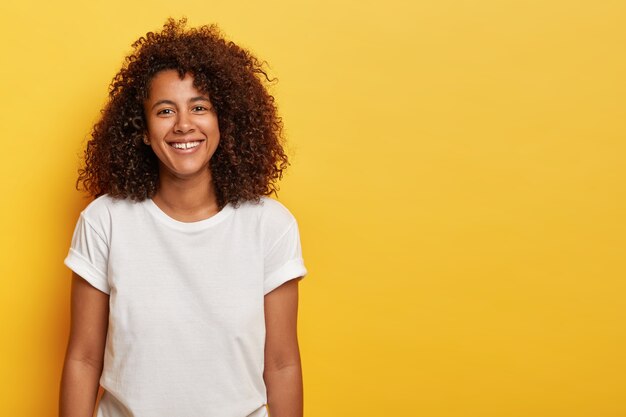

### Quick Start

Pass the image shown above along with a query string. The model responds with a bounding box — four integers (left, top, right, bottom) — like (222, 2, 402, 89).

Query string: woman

(59, 18, 307, 417)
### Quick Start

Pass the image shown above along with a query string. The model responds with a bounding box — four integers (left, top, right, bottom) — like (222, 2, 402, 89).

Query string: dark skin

(143, 70, 222, 219)
(59, 70, 304, 417)
(78, 20, 290, 208)
(59, 273, 108, 417)
(263, 279, 304, 417)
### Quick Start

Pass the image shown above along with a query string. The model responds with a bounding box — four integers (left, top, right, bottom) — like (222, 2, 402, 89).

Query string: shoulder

(81, 194, 132, 216)
(234, 197, 299, 244)
(236, 196, 297, 226)
(79, 194, 135, 234)
(259, 196, 298, 222)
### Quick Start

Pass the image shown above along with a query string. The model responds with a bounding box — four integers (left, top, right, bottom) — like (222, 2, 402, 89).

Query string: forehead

(146, 70, 203, 100)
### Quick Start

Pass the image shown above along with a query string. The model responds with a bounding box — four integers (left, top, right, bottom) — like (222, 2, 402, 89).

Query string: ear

(143, 133, 150, 145)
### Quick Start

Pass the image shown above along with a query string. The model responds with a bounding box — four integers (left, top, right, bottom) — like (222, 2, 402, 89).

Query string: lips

(167, 140, 205, 150)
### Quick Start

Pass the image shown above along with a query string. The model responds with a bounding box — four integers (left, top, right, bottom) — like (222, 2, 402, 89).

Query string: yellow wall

(1, 1, 624, 415)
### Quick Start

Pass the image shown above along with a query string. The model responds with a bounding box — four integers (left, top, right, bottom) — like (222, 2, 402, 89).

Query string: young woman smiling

(59, 19, 307, 417)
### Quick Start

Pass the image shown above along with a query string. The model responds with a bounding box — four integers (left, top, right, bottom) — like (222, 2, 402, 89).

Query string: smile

(168, 140, 203, 150)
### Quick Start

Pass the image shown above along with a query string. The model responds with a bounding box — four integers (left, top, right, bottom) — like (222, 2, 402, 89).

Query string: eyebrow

(150, 96, 212, 110)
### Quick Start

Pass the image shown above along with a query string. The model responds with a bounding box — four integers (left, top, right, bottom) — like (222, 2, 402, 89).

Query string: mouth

(167, 140, 205, 150)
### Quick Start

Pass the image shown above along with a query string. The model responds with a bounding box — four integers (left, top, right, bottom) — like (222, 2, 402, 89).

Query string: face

(143, 70, 220, 182)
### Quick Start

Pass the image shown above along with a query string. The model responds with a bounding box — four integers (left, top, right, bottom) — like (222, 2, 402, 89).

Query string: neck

(152, 169, 220, 222)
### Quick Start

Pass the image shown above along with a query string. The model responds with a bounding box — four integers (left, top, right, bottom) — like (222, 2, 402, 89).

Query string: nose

(173, 111, 194, 134)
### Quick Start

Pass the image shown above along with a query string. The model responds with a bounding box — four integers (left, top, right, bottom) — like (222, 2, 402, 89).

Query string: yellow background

(1, 0, 625, 415)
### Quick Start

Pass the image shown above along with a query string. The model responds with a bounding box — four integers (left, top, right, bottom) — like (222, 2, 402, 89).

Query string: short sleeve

(263, 220, 308, 295)
(64, 213, 111, 294)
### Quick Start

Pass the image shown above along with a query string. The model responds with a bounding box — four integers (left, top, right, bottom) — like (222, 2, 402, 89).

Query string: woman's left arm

(263, 278, 304, 417)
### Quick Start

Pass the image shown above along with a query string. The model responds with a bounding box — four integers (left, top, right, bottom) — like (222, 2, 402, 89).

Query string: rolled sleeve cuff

(264, 258, 307, 295)
(64, 248, 111, 295)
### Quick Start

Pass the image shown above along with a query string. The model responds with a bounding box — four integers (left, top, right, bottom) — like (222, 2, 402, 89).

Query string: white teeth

(171, 141, 201, 149)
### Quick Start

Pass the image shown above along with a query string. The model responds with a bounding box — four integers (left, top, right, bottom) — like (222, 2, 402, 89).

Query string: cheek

(204, 116, 220, 131)
(200, 118, 221, 140)
(146, 119, 172, 138)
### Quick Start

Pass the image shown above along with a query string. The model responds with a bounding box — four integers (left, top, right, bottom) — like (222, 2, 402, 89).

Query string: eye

(192, 105, 208, 112)
(156, 108, 174, 115)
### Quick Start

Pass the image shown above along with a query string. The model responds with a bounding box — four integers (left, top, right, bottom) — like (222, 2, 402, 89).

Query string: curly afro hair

(77, 18, 289, 209)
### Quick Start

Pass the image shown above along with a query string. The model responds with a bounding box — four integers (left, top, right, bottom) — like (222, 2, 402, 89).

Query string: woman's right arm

(59, 272, 109, 417)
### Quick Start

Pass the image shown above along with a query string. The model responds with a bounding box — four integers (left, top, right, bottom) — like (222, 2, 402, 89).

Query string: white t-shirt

(64, 194, 307, 417)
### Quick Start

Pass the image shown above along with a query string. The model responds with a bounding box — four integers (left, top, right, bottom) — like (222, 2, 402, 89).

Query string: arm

(59, 272, 109, 417)
(263, 278, 304, 417)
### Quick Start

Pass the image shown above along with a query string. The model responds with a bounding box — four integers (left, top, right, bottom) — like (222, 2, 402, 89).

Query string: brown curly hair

(77, 18, 289, 209)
